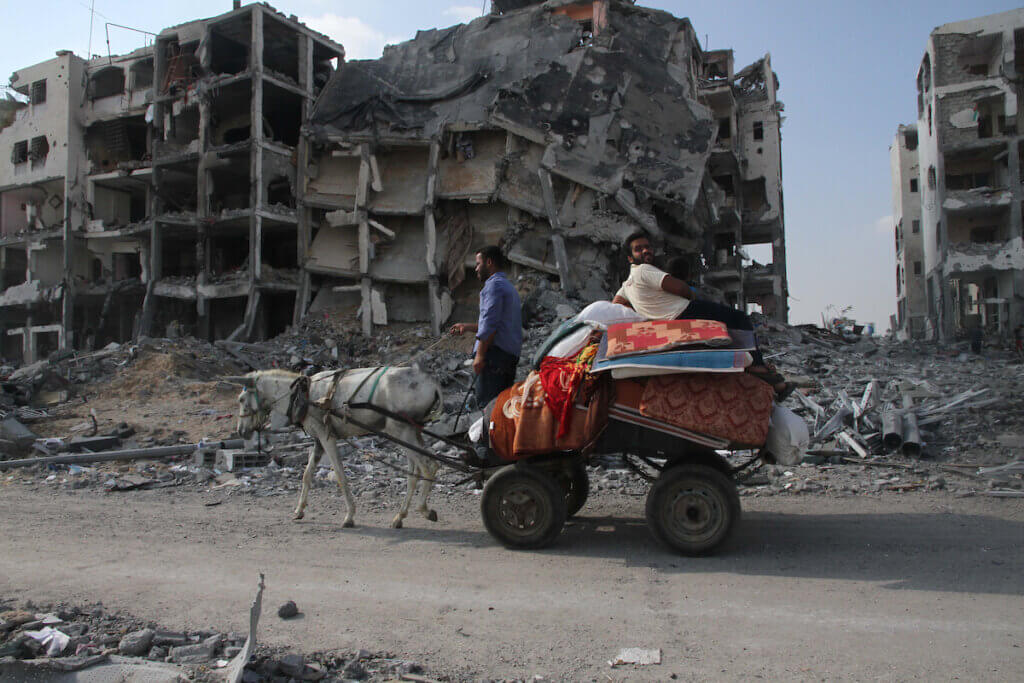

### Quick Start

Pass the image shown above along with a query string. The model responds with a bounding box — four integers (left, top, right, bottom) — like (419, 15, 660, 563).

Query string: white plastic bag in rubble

(468, 416, 485, 443)
(764, 404, 809, 466)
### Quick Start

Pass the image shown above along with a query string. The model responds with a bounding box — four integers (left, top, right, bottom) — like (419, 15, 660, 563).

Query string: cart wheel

(645, 464, 740, 556)
(551, 461, 589, 517)
(481, 465, 567, 549)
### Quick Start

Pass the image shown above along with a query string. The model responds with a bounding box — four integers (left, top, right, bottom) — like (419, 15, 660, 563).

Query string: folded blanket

(604, 319, 732, 358)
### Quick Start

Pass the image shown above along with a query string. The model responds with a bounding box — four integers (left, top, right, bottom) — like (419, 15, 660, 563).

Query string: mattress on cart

(489, 375, 610, 461)
(611, 374, 774, 447)
(591, 333, 753, 379)
(604, 319, 734, 358)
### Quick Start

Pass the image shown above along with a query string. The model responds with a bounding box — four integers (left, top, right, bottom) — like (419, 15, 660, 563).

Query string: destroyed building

(299, 0, 789, 335)
(0, 3, 343, 363)
(907, 8, 1024, 340)
(890, 124, 927, 339)
(1, 0, 789, 360)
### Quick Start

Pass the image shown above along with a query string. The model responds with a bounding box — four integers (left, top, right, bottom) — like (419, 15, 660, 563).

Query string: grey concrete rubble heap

(302, 0, 789, 337)
(893, 8, 1024, 341)
(1, 0, 788, 367)
(1, 298, 1022, 498)
(0, 598, 428, 681)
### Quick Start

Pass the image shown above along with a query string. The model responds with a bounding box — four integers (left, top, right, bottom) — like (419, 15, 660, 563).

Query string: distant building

(890, 124, 927, 339)
(912, 8, 1024, 340)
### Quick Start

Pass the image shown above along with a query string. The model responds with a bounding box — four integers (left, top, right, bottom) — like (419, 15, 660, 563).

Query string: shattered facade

(0, 3, 343, 363)
(912, 8, 1024, 340)
(300, 0, 788, 335)
(890, 124, 927, 339)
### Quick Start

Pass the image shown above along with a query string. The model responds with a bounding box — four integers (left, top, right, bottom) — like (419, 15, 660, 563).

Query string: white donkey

(233, 367, 444, 529)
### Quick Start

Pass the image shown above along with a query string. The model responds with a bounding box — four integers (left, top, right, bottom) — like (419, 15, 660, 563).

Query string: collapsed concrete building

(902, 8, 1024, 340)
(299, 0, 788, 335)
(1, 0, 788, 362)
(0, 3, 343, 362)
(890, 124, 927, 340)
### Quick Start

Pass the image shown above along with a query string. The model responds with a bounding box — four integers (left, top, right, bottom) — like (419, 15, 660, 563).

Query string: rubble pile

(0, 598, 434, 682)
(2, 298, 1023, 501)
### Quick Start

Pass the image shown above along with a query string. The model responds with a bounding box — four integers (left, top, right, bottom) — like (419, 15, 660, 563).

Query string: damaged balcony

(943, 236, 1024, 275)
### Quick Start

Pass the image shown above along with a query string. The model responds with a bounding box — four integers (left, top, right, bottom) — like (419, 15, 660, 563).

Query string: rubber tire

(481, 465, 567, 549)
(645, 464, 740, 556)
(554, 461, 589, 517)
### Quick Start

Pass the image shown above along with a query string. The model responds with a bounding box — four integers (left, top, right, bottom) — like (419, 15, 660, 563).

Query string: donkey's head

(225, 375, 265, 438)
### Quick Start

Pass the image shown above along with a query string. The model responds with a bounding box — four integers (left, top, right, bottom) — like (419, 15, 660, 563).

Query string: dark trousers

(678, 299, 764, 366)
(474, 345, 519, 408)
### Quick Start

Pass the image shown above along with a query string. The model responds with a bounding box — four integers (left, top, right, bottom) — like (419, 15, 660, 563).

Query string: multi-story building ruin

(890, 124, 927, 339)
(300, 0, 788, 336)
(908, 8, 1024, 340)
(0, 3, 342, 363)
(2, 0, 788, 362)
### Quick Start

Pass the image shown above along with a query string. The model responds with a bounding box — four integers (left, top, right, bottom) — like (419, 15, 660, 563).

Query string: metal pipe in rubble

(881, 408, 904, 451)
(0, 439, 245, 470)
(900, 394, 922, 458)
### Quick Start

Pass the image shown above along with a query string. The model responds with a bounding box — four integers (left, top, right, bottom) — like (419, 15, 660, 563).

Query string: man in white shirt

(612, 231, 791, 397)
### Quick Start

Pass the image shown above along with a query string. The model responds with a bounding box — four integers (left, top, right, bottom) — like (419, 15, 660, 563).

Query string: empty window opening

(257, 291, 296, 340)
(86, 117, 149, 172)
(957, 33, 1000, 79)
(913, 261, 922, 276)
(266, 175, 293, 207)
(263, 15, 300, 83)
(210, 80, 252, 145)
(112, 252, 142, 280)
(157, 167, 198, 213)
(161, 106, 200, 151)
(716, 117, 731, 141)
(742, 178, 768, 214)
(262, 83, 302, 146)
(210, 28, 250, 75)
(161, 234, 198, 277)
(30, 79, 46, 105)
(129, 59, 153, 90)
(912, 219, 920, 234)
(909, 178, 918, 193)
(262, 230, 297, 270)
(752, 121, 764, 141)
(209, 165, 251, 213)
(927, 166, 936, 190)
(969, 226, 999, 243)
(211, 235, 248, 275)
(2, 247, 28, 286)
(89, 67, 125, 100)
(29, 136, 49, 166)
(11, 140, 28, 164)
(311, 42, 340, 96)
(208, 297, 247, 340)
(946, 171, 991, 190)
(903, 129, 918, 150)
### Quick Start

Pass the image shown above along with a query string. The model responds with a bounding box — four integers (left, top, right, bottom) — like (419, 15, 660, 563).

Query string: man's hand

(449, 322, 478, 336)
(472, 352, 486, 375)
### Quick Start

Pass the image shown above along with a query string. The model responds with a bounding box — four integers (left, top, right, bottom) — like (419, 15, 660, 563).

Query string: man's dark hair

(665, 256, 690, 281)
(622, 230, 649, 256)
(476, 245, 506, 269)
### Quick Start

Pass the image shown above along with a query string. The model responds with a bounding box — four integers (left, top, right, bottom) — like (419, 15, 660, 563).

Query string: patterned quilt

(604, 319, 732, 358)
(489, 374, 609, 460)
(639, 373, 775, 446)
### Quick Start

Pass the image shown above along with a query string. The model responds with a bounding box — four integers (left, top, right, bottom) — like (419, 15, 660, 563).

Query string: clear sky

(3, 0, 1021, 329)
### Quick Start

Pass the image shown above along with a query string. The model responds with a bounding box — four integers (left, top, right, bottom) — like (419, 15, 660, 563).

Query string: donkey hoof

(426, 509, 438, 522)
(342, 519, 355, 528)
(292, 511, 305, 521)
(391, 518, 403, 529)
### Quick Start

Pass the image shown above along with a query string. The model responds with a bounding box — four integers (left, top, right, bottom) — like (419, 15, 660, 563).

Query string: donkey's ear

(223, 375, 256, 388)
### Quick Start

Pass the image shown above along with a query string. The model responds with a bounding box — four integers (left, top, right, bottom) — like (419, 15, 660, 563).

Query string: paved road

(1, 484, 1021, 680)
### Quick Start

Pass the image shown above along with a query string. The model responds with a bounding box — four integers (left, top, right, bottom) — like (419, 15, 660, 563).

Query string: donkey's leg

(293, 441, 323, 520)
(324, 437, 356, 528)
(411, 451, 440, 522)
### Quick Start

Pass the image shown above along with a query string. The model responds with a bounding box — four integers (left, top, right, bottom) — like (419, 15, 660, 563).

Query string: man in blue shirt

(450, 245, 522, 407)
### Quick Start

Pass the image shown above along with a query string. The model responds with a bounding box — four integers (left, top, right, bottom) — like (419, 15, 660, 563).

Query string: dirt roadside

(0, 485, 1021, 681)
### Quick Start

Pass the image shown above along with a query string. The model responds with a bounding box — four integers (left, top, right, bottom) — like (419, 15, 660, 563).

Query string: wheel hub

(499, 486, 543, 531)
(668, 487, 720, 537)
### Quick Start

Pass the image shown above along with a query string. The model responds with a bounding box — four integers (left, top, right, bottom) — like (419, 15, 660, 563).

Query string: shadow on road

(330, 508, 1024, 596)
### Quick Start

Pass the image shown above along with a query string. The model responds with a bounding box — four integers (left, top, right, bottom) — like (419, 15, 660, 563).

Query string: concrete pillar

(244, 5, 265, 340)
(293, 33, 315, 327)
